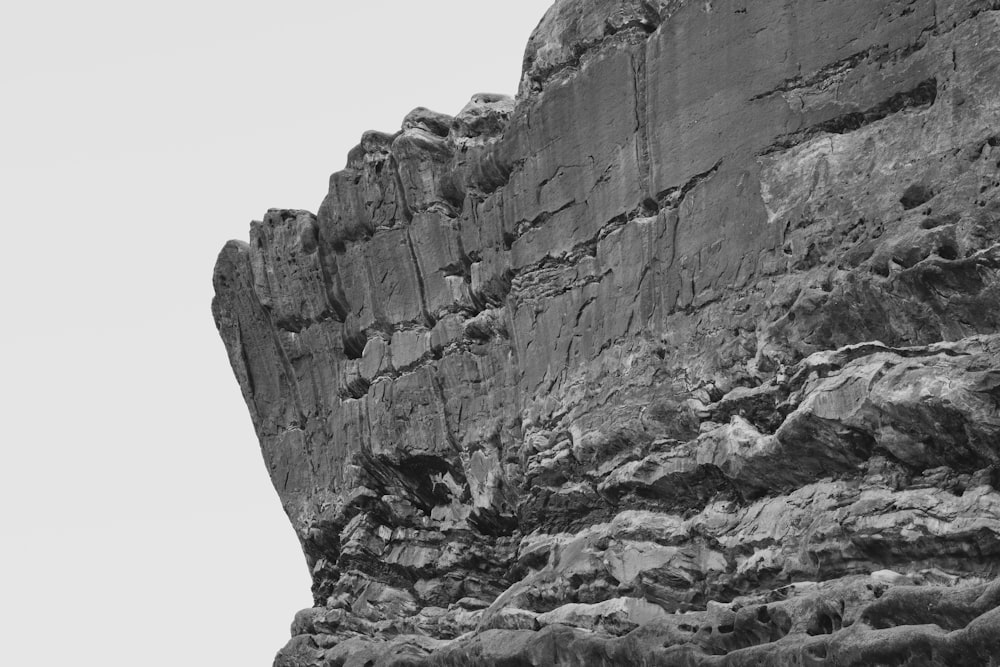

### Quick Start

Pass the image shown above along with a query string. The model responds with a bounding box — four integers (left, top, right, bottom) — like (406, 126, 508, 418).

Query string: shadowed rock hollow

(213, 0, 1000, 664)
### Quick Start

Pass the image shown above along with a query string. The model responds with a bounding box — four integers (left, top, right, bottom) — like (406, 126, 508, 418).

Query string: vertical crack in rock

(214, 0, 1000, 664)
(630, 49, 652, 200)
(404, 228, 434, 328)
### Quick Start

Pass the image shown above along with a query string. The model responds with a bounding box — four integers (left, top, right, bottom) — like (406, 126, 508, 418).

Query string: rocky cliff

(213, 1, 1000, 664)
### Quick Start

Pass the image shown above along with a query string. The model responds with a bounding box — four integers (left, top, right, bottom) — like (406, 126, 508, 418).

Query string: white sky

(0, 2, 550, 663)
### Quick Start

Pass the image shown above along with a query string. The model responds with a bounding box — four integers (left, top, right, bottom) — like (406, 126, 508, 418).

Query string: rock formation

(213, 0, 1000, 664)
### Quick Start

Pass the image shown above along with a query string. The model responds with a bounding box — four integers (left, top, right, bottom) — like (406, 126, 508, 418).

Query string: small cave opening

(807, 609, 842, 636)
(391, 455, 467, 512)
(342, 329, 367, 360)
(936, 244, 959, 260)
(757, 606, 771, 623)
(900, 183, 935, 210)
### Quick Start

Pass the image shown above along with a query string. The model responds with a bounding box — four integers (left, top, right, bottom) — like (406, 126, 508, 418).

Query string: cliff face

(212, 1, 1000, 664)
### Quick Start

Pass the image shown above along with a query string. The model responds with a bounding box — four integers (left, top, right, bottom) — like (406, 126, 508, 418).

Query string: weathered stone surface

(214, 0, 1000, 664)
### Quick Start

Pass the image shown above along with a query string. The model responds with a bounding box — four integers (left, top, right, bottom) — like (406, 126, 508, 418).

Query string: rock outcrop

(213, 0, 1000, 664)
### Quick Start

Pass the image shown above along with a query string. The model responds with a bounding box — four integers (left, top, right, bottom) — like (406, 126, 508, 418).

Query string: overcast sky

(0, 2, 550, 664)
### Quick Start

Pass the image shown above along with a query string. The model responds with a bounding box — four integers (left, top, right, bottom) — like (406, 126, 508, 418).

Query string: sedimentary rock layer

(213, 0, 1000, 664)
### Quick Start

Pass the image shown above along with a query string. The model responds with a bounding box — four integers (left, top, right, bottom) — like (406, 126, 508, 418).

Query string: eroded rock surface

(213, 0, 1000, 664)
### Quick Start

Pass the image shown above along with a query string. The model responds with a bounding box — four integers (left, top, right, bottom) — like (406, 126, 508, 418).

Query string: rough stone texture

(213, 0, 1000, 664)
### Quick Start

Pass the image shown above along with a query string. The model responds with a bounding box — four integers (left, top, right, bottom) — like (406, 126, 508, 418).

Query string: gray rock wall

(213, 0, 1000, 664)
